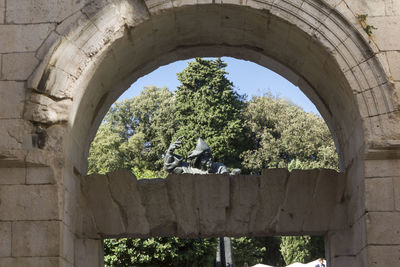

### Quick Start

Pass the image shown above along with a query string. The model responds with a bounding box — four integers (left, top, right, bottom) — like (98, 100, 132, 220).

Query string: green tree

(88, 86, 175, 176)
(280, 236, 325, 265)
(240, 94, 338, 173)
(173, 58, 248, 168)
(232, 237, 284, 267)
(104, 237, 217, 267)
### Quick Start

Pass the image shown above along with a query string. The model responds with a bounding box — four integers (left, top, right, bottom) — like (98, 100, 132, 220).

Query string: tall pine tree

(173, 58, 247, 168)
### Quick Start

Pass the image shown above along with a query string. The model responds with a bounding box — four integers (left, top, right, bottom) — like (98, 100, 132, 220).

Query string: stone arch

(26, 0, 397, 173)
(23, 0, 400, 266)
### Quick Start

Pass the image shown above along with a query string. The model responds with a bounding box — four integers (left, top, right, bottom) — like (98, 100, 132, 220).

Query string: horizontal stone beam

(82, 169, 345, 238)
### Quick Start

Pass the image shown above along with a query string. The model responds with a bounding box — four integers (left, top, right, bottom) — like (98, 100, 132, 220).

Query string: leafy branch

(357, 14, 377, 36)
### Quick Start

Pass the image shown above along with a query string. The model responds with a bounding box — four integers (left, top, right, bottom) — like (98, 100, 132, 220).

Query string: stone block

(145, 0, 173, 15)
(0, 222, 11, 256)
(334, 41, 357, 72)
(368, 16, 400, 51)
(387, 0, 400, 15)
(365, 177, 395, 211)
(63, 189, 75, 229)
(0, 0, 4, 23)
(82, 1, 124, 40)
(394, 177, 400, 211)
(116, 0, 150, 27)
(0, 24, 54, 53)
(75, 21, 113, 58)
(12, 221, 60, 256)
(58, 7, 89, 36)
(36, 30, 60, 61)
(0, 167, 25, 184)
(251, 169, 288, 234)
(358, 58, 386, 90)
(38, 125, 66, 157)
(172, 0, 197, 6)
(245, 0, 272, 10)
(368, 245, 400, 266)
(357, 90, 375, 117)
(304, 169, 344, 232)
(357, 246, 369, 267)
(0, 185, 59, 220)
(63, 166, 80, 196)
(365, 159, 400, 177)
(343, 0, 386, 17)
(366, 85, 394, 116)
(277, 169, 319, 234)
(26, 166, 55, 184)
(107, 170, 150, 236)
(81, 174, 125, 236)
(80, 204, 99, 240)
(75, 238, 102, 267)
(330, 255, 358, 267)
(194, 174, 230, 236)
(34, 65, 76, 99)
(24, 149, 60, 168)
(24, 93, 72, 124)
(56, 11, 91, 44)
(346, 176, 366, 226)
(387, 51, 400, 81)
(0, 81, 26, 119)
(328, 216, 367, 256)
(323, 0, 341, 8)
(70, 184, 98, 239)
(367, 212, 400, 244)
(61, 224, 74, 264)
(138, 178, 176, 236)
(374, 51, 391, 80)
(226, 175, 259, 235)
(166, 174, 199, 236)
(328, 201, 348, 231)
(60, 258, 74, 267)
(2, 52, 39, 80)
(0, 257, 59, 267)
(6, 0, 86, 24)
(302, 1, 331, 29)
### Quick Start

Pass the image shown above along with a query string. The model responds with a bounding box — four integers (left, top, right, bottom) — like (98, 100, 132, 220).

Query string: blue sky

(119, 57, 319, 115)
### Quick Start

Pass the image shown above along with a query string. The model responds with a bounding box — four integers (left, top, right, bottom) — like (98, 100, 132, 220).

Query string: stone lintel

(83, 169, 344, 237)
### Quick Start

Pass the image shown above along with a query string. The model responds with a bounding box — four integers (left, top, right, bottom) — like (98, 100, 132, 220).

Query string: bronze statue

(164, 136, 240, 175)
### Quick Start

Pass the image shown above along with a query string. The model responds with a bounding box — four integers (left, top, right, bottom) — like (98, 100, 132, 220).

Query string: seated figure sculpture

(164, 136, 240, 175)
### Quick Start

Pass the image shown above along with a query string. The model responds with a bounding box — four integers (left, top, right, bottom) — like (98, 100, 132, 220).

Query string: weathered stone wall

(82, 169, 345, 238)
(0, 0, 399, 266)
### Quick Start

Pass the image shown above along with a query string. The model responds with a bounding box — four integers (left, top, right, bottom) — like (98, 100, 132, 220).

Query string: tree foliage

(104, 238, 217, 267)
(241, 95, 338, 173)
(173, 58, 248, 168)
(232, 237, 284, 267)
(88, 86, 175, 176)
(280, 236, 325, 265)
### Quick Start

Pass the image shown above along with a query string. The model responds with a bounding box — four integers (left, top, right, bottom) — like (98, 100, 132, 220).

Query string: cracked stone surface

(24, 93, 72, 124)
(82, 169, 345, 237)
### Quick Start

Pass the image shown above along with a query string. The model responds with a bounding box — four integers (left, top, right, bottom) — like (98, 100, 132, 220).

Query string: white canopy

(286, 259, 327, 267)
(251, 259, 327, 267)
(252, 264, 275, 267)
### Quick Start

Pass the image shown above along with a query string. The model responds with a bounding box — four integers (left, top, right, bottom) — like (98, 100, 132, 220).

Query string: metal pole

(215, 237, 234, 267)
(224, 237, 234, 267)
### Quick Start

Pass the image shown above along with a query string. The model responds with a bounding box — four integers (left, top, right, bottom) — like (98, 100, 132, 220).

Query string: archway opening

(87, 56, 339, 177)
(87, 56, 336, 266)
